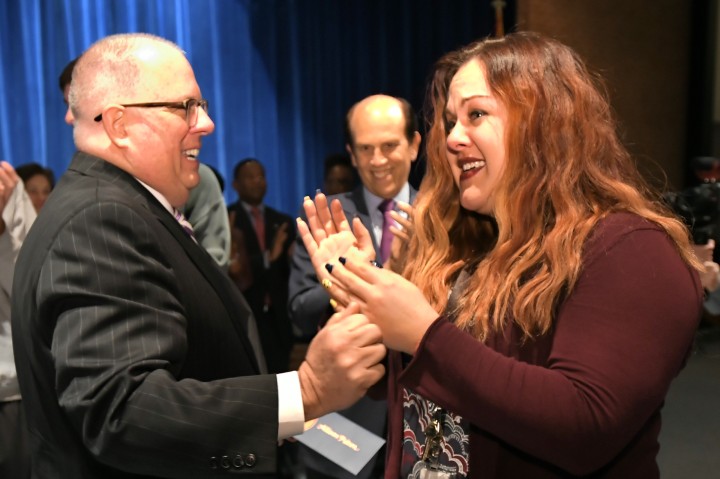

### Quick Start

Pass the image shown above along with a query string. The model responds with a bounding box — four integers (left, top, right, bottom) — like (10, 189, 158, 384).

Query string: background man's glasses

(93, 98, 209, 127)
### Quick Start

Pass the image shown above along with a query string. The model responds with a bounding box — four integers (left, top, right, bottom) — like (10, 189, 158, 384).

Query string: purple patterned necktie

(173, 209, 197, 243)
(379, 199, 395, 264)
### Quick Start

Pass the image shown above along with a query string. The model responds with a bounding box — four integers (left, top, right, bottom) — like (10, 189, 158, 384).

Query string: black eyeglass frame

(93, 98, 209, 124)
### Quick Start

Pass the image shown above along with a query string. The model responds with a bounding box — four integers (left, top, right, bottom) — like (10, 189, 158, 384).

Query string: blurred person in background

(229, 158, 296, 374)
(323, 152, 356, 196)
(15, 163, 54, 213)
(0, 161, 35, 478)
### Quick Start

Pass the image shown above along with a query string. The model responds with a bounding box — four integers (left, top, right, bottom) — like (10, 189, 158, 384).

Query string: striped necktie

(250, 206, 266, 251)
(173, 209, 197, 243)
(379, 199, 395, 264)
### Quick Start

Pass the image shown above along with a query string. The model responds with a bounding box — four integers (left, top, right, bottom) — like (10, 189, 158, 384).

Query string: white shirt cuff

(276, 371, 305, 439)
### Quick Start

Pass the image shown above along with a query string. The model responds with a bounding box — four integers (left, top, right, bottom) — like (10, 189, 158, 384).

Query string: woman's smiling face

(445, 58, 508, 216)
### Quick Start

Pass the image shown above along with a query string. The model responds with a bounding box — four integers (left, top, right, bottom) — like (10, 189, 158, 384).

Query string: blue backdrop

(0, 0, 503, 213)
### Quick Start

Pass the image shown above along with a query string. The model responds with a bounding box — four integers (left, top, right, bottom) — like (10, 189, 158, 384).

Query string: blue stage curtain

(0, 0, 500, 213)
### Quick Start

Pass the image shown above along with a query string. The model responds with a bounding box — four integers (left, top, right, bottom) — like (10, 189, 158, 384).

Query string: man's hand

(386, 200, 414, 273)
(0, 161, 21, 235)
(268, 221, 290, 262)
(298, 303, 386, 420)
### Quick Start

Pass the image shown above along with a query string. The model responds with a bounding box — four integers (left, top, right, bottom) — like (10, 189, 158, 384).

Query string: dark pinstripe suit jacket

(12, 153, 278, 478)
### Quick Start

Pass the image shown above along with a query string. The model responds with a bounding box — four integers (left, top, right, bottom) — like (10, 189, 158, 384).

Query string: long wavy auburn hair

(402, 32, 700, 341)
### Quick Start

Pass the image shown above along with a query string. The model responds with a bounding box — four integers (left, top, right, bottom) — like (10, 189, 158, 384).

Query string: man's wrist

(297, 361, 322, 421)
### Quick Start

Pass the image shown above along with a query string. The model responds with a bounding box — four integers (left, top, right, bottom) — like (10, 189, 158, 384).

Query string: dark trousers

(0, 400, 31, 478)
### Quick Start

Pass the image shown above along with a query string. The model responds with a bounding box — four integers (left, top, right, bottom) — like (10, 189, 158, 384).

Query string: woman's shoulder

(597, 210, 659, 230)
(590, 211, 663, 242)
(582, 212, 675, 264)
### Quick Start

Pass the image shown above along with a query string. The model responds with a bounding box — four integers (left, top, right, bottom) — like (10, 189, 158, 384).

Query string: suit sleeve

(287, 209, 332, 339)
(399, 226, 702, 475)
(40, 202, 278, 476)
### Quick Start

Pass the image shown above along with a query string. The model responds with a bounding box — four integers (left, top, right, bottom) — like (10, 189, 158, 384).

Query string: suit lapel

(153, 202, 266, 374)
(74, 153, 266, 374)
(348, 187, 379, 255)
(235, 204, 263, 256)
(263, 207, 276, 252)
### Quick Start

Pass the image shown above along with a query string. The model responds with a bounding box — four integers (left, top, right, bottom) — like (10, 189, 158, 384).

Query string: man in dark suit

(11, 33, 386, 479)
(288, 94, 421, 478)
(228, 158, 295, 373)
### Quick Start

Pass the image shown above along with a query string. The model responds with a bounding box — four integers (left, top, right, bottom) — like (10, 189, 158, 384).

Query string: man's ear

(410, 131, 421, 162)
(101, 106, 130, 149)
(346, 144, 358, 168)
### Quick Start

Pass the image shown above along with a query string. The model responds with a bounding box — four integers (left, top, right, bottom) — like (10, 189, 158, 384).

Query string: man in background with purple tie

(288, 94, 421, 479)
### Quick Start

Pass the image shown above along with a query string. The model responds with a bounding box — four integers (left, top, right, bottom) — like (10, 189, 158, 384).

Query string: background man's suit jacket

(287, 185, 416, 479)
(12, 153, 278, 478)
(228, 201, 295, 373)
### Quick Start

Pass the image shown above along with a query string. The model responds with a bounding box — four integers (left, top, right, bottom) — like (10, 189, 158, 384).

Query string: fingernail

(303, 196, 311, 202)
(315, 188, 322, 195)
(338, 257, 346, 265)
(325, 263, 333, 273)
(369, 260, 383, 268)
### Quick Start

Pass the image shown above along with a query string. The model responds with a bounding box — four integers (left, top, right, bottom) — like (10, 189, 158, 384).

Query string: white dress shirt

(362, 182, 411, 247)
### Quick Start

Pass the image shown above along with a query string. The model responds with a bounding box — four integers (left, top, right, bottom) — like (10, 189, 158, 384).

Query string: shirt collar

(136, 179, 173, 214)
(241, 201, 264, 215)
(362, 183, 410, 214)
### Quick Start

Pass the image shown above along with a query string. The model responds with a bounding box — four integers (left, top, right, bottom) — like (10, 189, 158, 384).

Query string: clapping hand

(324, 249, 439, 354)
(296, 192, 375, 310)
(386, 200, 414, 272)
(269, 221, 290, 262)
(0, 161, 20, 235)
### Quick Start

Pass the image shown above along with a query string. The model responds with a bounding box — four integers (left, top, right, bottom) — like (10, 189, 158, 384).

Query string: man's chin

(184, 172, 201, 190)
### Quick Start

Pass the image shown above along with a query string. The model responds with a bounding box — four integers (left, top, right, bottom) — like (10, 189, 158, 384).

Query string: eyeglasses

(93, 98, 209, 127)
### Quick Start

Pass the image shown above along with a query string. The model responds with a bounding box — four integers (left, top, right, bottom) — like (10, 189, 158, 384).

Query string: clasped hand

(298, 303, 386, 420)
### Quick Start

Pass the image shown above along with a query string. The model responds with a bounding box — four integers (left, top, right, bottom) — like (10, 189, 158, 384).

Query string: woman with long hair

(299, 32, 702, 478)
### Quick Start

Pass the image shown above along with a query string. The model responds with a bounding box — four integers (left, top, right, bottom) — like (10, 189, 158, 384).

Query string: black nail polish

(325, 263, 333, 273)
(315, 188, 322, 195)
(338, 257, 346, 265)
(370, 260, 383, 269)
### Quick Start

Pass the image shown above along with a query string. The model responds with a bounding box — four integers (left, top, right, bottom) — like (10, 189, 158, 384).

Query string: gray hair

(69, 33, 184, 121)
